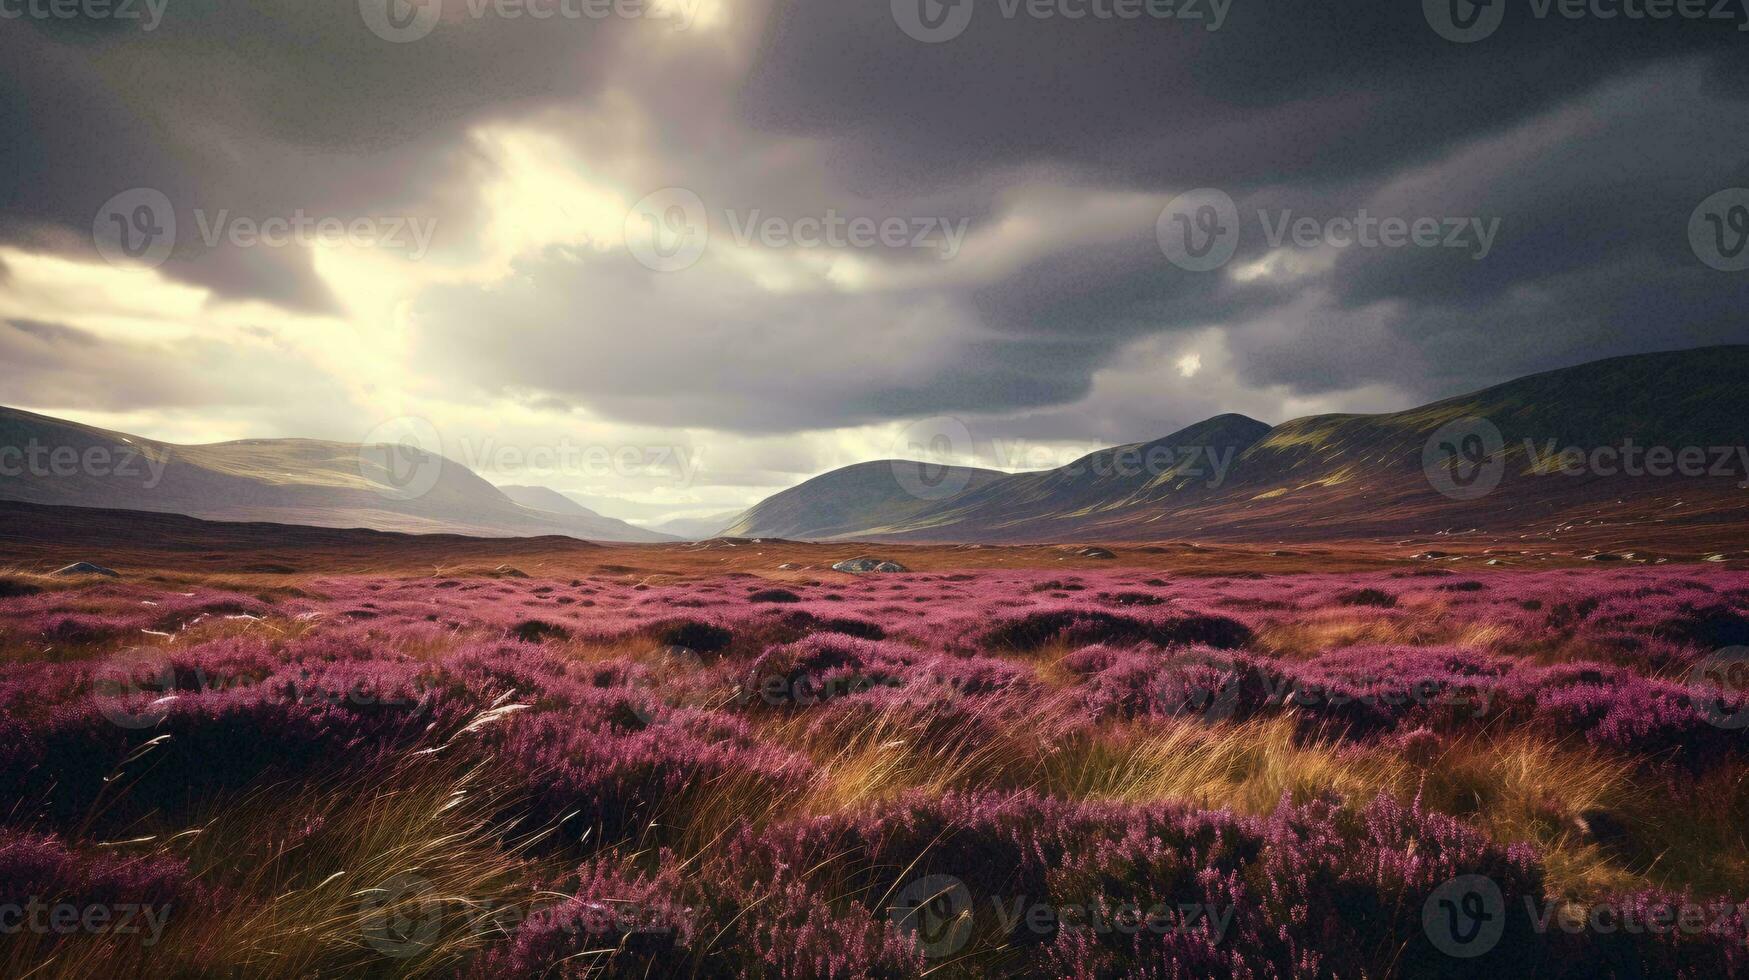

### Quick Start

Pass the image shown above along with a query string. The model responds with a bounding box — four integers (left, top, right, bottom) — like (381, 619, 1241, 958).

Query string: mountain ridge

(727, 346, 1749, 542)
(0, 407, 671, 543)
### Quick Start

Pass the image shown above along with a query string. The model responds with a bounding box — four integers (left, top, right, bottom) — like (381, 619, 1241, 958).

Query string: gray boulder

(54, 562, 120, 578)
(831, 556, 908, 574)
(1060, 546, 1116, 559)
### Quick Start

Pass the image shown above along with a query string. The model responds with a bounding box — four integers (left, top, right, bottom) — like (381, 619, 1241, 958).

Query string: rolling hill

(727, 347, 1749, 543)
(496, 485, 675, 541)
(0, 407, 671, 542)
(647, 510, 744, 540)
(720, 460, 1006, 539)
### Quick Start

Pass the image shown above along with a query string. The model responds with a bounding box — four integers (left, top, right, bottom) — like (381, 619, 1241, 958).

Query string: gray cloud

(0, 317, 360, 428)
(3, 0, 1748, 472)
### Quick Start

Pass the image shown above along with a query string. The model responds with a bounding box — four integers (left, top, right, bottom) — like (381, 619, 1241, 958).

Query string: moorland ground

(2, 505, 1748, 978)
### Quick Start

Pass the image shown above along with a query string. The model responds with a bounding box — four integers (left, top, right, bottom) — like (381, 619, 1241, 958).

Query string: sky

(2, 0, 1747, 526)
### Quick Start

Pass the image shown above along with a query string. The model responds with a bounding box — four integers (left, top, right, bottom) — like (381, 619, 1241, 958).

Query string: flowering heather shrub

(3, 564, 1748, 976)
(641, 617, 735, 655)
(0, 639, 480, 829)
(0, 828, 202, 911)
(0, 585, 281, 647)
(1515, 668, 1742, 766)
(0, 829, 208, 960)
(742, 634, 919, 707)
(683, 789, 1636, 978)
(974, 606, 1253, 653)
(474, 855, 698, 978)
(509, 619, 571, 643)
(1068, 640, 1749, 759)
(492, 708, 812, 846)
(1335, 586, 1398, 607)
(1659, 602, 1749, 649)
(0, 577, 44, 599)
(1569, 890, 1749, 978)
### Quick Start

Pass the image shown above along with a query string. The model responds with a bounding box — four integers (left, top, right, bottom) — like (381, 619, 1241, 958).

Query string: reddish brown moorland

(2, 502, 1747, 978)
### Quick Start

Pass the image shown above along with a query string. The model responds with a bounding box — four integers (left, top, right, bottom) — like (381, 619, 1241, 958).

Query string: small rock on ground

(54, 562, 119, 578)
(831, 557, 908, 573)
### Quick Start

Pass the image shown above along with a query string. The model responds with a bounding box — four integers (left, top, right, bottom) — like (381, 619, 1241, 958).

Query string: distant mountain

(647, 510, 744, 540)
(720, 460, 1006, 539)
(728, 347, 1749, 543)
(496, 485, 676, 542)
(880, 414, 1272, 540)
(0, 407, 669, 542)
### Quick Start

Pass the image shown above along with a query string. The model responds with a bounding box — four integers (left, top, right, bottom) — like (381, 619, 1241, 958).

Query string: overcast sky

(3, 0, 1746, 524)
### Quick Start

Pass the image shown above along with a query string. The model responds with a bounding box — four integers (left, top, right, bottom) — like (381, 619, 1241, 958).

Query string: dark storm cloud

(0, 0, 647, 308)
(408, 247, 1100, 432)
(1224, 63, 1749, 402)
(0, 318, 353, 415)
(742, 0, 1747, 193)
(4, 0, 1749, 441)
